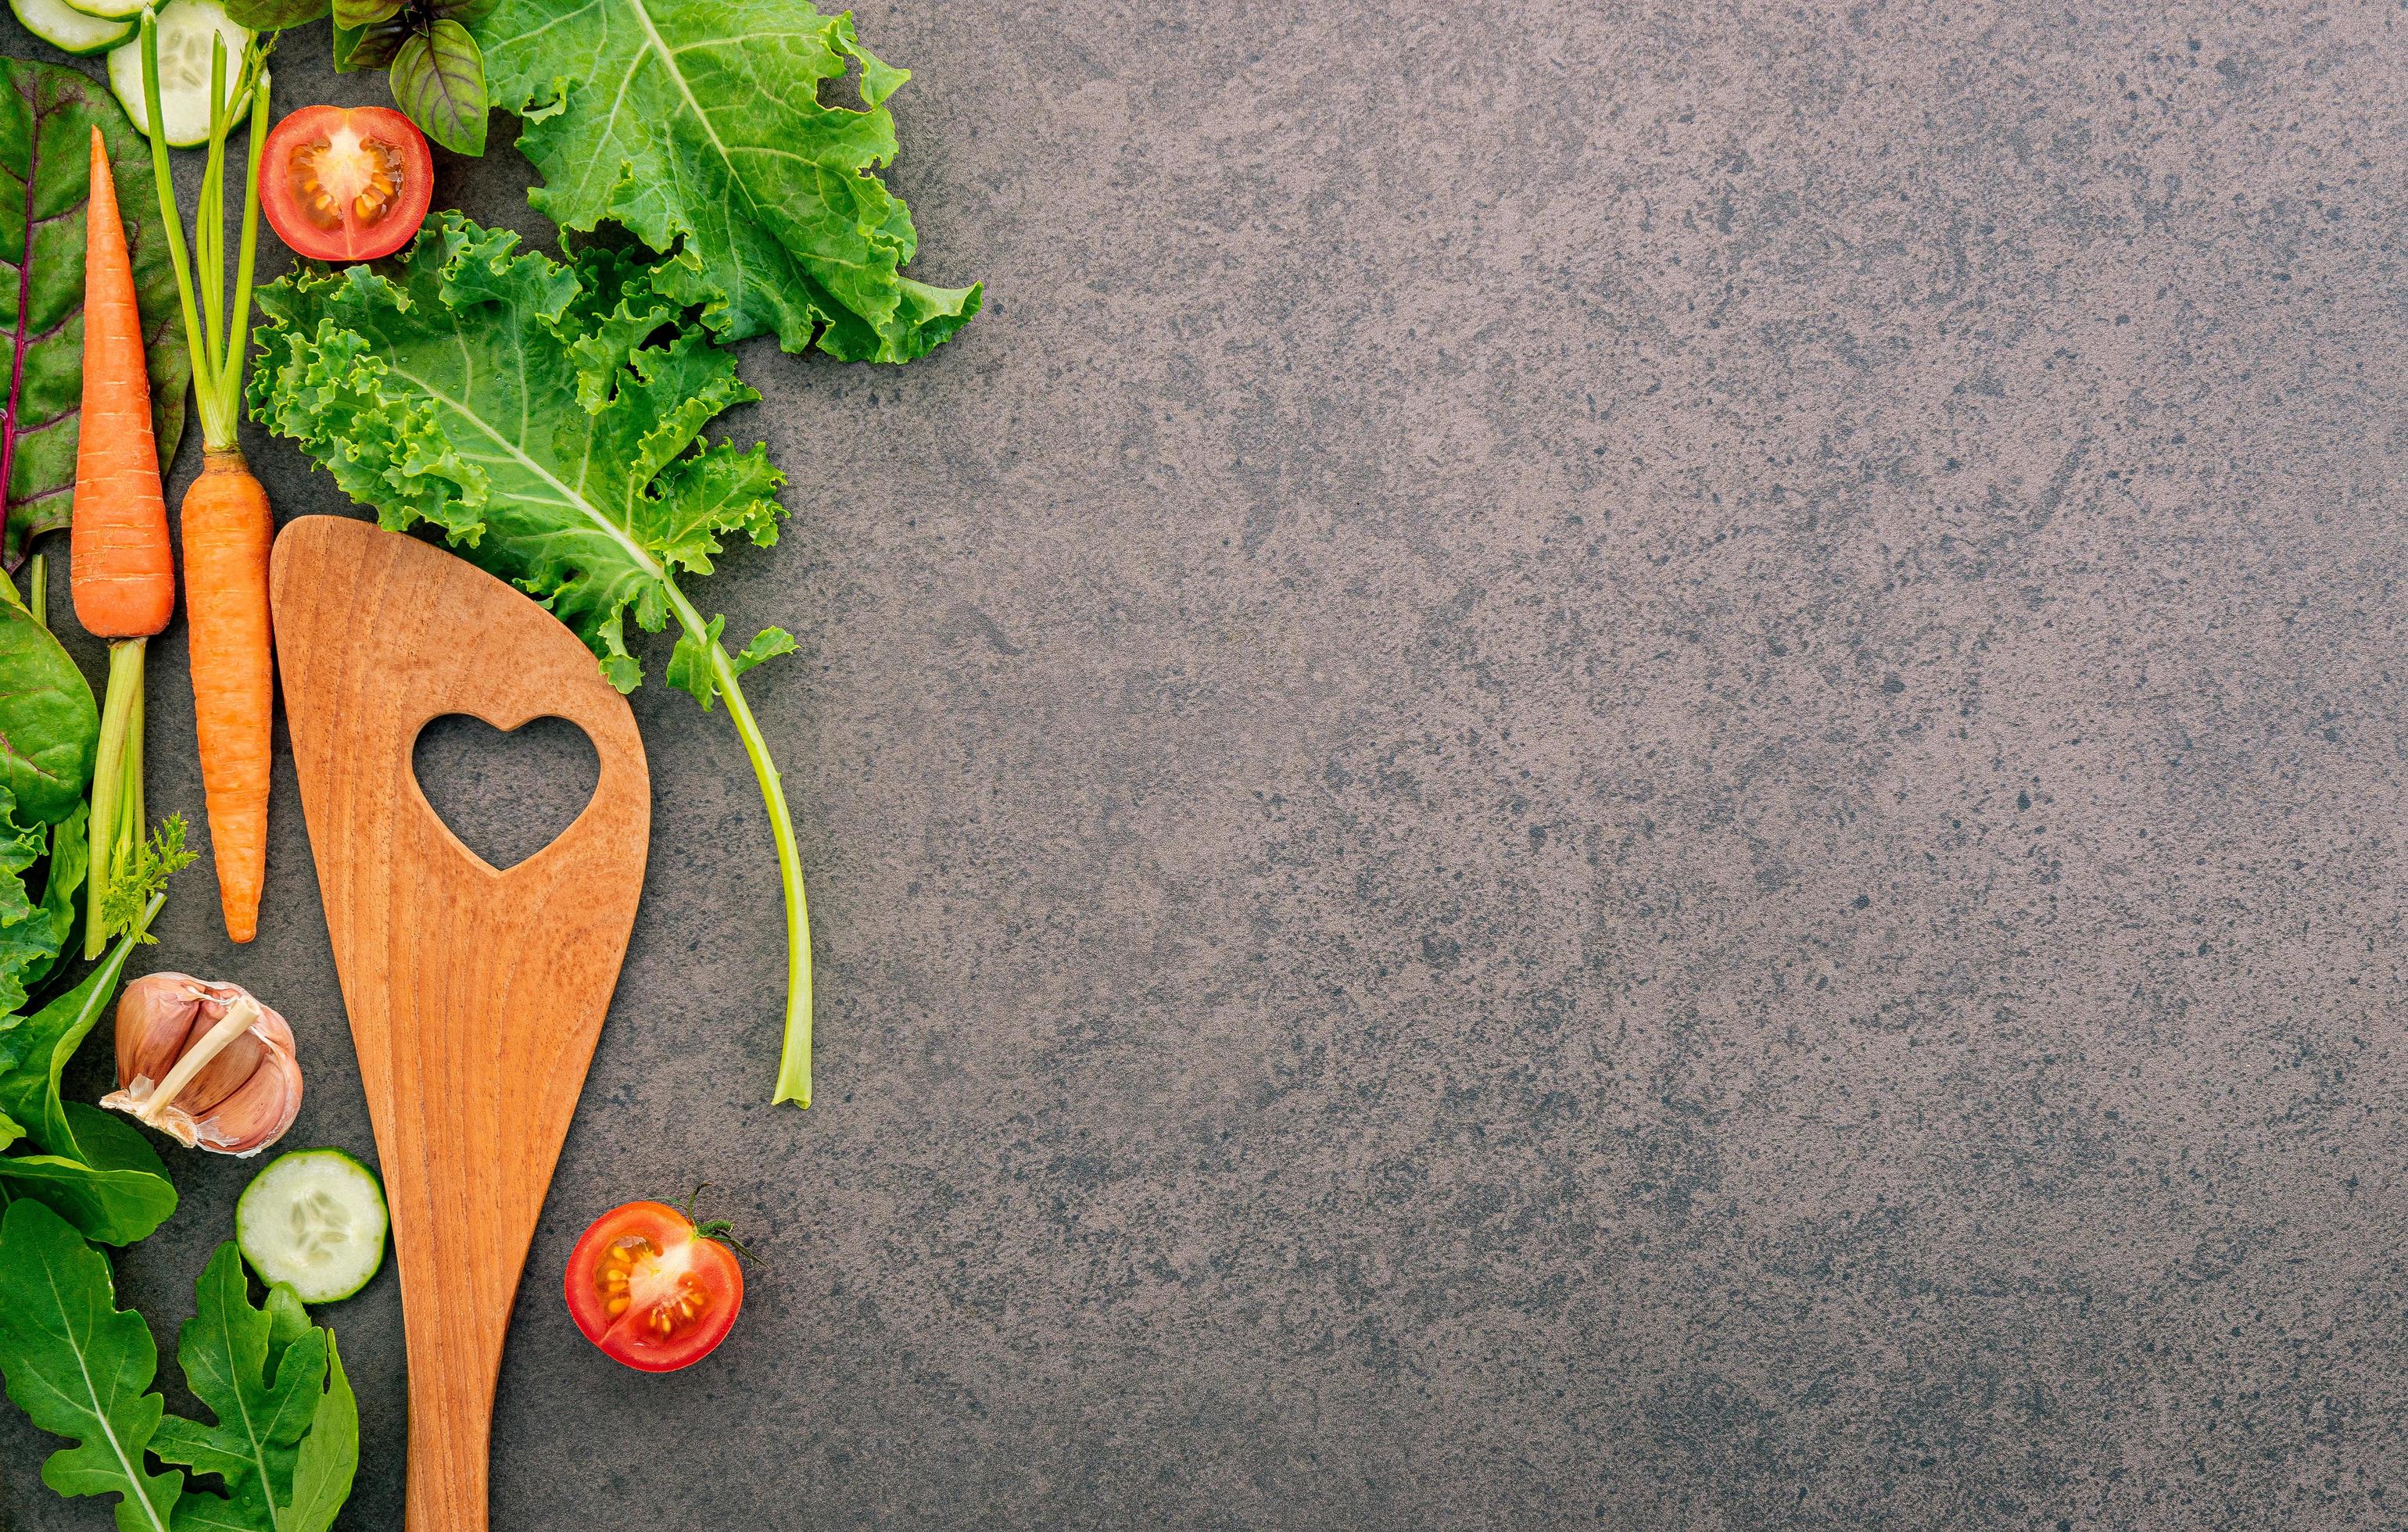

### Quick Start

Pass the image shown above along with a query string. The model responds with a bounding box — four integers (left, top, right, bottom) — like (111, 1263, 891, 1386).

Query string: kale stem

(662, 585, 812, 1108)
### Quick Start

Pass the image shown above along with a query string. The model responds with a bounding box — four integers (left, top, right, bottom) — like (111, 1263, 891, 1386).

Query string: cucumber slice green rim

(58, 0, 143, 24)
(106, 0, 253, 148)
(12, 0, 133, 54)
(237, 1147, 389, 1305)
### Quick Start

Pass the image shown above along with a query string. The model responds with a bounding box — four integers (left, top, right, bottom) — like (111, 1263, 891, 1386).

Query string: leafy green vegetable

(0, 786, 59, 1014)
(0, 1115, 177, 1246)
(0, 59, 191, 567)
(152, 1245, 359, 1532)
(252, 215, 820, 1104)
(26, 800, 89, 992)
(0, 895, 177, 1244)
(222, 0, 333, 27)
(99, 812, 192, 943)
(0, 593, 100, 825)
(277, 0, 493, 150)
(0, 1207, 360, 1532)
(475, 0, 980, 360)
(0, 1197, 186, 1530)
(389, 17, 486, 154)
(0, 596, 96, 1012)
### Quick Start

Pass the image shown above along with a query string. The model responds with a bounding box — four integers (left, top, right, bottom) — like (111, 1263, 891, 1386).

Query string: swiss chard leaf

(0, 60, 191, 567)
(475, 0, 980, 360)
(0, 1197, 185, 1531)
(252, 216, 788, 694)
(152, 1246, 358, 1532)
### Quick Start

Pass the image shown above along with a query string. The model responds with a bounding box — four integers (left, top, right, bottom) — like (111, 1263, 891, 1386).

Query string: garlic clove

(114, 973, 214, 1094)
(104, 975, 303, 1158)
(188, 1041, 302, 1156)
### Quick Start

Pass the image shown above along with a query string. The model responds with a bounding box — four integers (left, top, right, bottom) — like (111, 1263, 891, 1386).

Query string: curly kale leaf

(473, 0, 980, 361)
(250, 215, 795, 695)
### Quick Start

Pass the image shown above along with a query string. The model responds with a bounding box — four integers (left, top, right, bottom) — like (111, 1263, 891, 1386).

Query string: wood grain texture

(271, 517, 648, 1532)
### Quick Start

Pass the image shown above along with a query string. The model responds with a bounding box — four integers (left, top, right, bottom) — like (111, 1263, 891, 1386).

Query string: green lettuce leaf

(0, 1197, 186, 1530)
(0, 59, 192, 567)
(475, 0, 980, 360)
(252, 215, 788, 693)
(152, 1246, 358, 1532)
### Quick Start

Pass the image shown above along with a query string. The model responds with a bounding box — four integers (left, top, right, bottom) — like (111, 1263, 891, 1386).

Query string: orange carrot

(70, 125, 171, 639)
(73, 123, 174, 958)
(180, 448, 271, 942)
(140, 23, 275, 945)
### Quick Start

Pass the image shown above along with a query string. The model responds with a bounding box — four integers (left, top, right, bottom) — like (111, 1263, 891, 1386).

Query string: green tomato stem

(661, 584, 813, 1108)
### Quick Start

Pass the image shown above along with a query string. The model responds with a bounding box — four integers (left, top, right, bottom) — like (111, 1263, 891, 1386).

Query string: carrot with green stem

(142, 16, 273, 943)
(71, 123, 174, 958)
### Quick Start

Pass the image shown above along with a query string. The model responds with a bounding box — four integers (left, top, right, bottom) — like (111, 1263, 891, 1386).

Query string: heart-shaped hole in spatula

(411, 714, 601, 872)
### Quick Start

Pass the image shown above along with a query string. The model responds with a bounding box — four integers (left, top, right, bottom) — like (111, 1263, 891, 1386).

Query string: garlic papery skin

(101, 974, 302, 1157)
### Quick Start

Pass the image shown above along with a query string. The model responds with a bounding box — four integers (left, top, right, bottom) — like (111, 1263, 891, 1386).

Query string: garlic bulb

(101, 975, 302, 1156)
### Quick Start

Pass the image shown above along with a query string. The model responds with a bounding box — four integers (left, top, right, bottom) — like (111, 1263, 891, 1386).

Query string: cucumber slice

(106, 0, 253, 148)
(12, 0, 132, 54)
(237, 1148, 389, 1304)
(59, 0, 143, 24)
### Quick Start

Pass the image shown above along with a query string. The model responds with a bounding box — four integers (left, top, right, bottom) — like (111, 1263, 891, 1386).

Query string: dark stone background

(2, 2, 2405, 1527)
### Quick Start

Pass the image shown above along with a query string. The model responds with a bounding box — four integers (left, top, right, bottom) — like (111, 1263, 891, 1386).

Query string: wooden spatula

(272, 516, 650, 1530)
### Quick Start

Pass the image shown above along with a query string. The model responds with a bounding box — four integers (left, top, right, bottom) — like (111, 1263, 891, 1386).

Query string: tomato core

(286, 127, 410, 232)
(594, 1232, 716, 1340)
(262, 106, 435, 263)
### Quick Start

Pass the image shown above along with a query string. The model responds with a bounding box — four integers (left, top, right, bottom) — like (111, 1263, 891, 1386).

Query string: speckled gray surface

(1, 1, 2405, 1527)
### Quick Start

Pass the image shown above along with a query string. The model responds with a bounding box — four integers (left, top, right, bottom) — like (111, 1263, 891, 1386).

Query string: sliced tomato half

(564, 1199, 746, 1372)
(261, 105, 433, 263)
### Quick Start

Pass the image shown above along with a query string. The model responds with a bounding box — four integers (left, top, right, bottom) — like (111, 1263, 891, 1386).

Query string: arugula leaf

(252, 215, 822, 1105)
(475, 0, 980, 361)
(0, 1198, 185, 1531)
(272, 1335, 354, 1532)
(153, 1246, 357, 1532)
